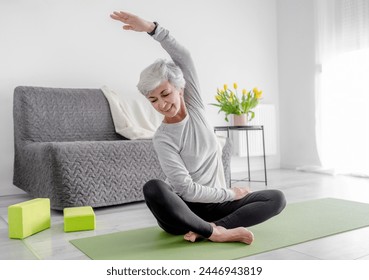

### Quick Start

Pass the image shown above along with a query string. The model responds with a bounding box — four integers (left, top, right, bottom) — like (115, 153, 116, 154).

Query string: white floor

(1, 169, 369, 260)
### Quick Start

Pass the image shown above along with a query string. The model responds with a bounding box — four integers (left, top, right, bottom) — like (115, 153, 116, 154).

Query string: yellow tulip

(253, 87, 263, 99)
(233, 83, 238, 90)
(229, 97, 233, 102)
(215, 95, 221, 102)
(217, 88, 225, 95)
(242, 89, 247, 95)
(224, 84, 228, 91)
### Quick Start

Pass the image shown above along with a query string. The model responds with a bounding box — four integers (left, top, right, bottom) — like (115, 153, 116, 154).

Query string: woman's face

(147, 80, 185, 122)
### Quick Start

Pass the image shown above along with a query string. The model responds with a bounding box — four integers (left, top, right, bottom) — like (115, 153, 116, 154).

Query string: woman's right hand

(110, 11, 156, 33)
(232, 187, 252, 200)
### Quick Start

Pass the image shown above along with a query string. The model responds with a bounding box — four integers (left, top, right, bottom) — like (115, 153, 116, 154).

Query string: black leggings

(143, 179, 286, 238)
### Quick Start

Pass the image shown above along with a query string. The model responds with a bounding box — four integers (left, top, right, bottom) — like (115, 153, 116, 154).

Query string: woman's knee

(143, 179, 170, 200)
(271, 189, 286, 214)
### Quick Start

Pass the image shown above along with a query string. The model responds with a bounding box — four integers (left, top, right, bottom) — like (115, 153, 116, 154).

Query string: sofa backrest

(14, 86, 125, 143)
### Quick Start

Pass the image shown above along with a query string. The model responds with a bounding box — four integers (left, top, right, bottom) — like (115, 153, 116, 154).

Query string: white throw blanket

(101, 86, 163, 140)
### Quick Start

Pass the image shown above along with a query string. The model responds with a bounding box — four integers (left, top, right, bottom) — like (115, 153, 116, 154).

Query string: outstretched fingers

(110, 11, 132, 23)
(110, 11, 134, 30)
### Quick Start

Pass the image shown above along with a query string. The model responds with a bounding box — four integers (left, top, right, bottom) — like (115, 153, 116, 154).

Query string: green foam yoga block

(8, 198, 51, 239)
(64, 206, 95, 232)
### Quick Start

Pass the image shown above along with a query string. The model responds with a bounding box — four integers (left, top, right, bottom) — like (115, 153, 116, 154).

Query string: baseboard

(0, 185, 26, 197)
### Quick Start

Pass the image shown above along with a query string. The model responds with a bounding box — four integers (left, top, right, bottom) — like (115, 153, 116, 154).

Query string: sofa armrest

(221, 137, 232, 188)
(16, 142, 58, 197)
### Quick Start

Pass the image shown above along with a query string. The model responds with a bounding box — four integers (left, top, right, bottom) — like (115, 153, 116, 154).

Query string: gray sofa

(13, 86, 232, 210)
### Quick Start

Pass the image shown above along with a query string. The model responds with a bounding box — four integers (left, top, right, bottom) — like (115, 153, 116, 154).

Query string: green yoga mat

(70, 198, 369, 260)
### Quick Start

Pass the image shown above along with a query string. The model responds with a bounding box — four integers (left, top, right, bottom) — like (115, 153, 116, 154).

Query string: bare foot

(209, 225, 254, 245)
(183, 231, 201, 242)
(184, 223, 216, 242)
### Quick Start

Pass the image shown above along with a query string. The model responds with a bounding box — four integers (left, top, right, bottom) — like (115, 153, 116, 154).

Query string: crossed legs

(143, 179, 286, 244)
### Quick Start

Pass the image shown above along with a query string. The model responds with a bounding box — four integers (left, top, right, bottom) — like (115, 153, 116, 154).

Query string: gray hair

(137, 58, 186, 96)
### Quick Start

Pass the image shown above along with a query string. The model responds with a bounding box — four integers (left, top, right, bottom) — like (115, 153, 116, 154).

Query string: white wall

(277, 0, 321, 169)
(0, 0, 280, 195)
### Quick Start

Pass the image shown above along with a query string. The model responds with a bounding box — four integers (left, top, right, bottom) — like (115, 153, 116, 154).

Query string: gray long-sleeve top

(152, 24, 235, 203)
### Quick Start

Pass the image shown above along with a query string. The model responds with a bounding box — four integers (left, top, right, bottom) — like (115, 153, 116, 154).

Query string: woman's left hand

(232, 187, 252, 200)
(110, 11, 156, 33)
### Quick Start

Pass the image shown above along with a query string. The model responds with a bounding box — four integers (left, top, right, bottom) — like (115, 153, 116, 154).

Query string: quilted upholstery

(13, 86, 232, 210)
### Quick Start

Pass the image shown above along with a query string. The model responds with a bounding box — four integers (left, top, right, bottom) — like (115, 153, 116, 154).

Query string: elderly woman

(110, 11, 286, 244)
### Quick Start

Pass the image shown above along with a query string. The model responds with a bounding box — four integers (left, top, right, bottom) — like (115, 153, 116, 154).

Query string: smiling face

(147, 80, 186, 123)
